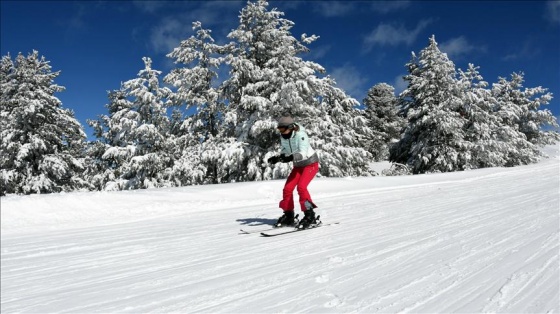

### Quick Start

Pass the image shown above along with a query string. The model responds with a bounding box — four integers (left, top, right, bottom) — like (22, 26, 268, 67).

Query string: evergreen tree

(457, 64, 506, 168)
(88, 57, 174, 190)
(391, 36, 469, 174)
(0, 54, 12, 83)
(494, 72, 559, 146)
(165, 21, 230, 184)
(362, 83, 405, 161)
(490, 73, 551, 166)
(87, 90, 132, 189)
(0, 51, 89, 195)
(219, 0, 372, 181)
(81, 140, 109, 191)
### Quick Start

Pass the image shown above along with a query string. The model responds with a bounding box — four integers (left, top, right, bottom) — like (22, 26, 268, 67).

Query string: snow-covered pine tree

(0, 53, 11, 81)
(87, 89, 132, 189)
(390, 35, 469, 174)
(457, 63, 506, 168)
(490, 73, 554, 166)
(314, 83, 373, 177)
(362, 83, 405, 161)
(220, 0, 373, 181)
(88, 57, 174, 190)
(0, 51, 90, 195)
(495, 72, 559, 146)
(81, 140, 110, 191)
(165, 21, 230, 184)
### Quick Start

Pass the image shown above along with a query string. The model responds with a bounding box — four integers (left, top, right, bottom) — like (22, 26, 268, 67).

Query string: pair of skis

(239, 215, 339, 237)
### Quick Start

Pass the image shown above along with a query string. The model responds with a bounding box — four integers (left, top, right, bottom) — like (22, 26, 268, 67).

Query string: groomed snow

(1, 146, 558, 313)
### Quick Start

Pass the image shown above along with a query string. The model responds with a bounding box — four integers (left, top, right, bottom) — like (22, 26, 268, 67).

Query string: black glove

(268, 155, 280, 164)
(280, 154, 293, 162)
(268, 154, 294, 164)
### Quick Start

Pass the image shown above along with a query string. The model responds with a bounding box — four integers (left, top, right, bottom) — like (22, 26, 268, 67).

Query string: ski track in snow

(1, 149, 559, 313)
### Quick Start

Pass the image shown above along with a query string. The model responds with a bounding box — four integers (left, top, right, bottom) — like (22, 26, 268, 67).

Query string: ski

(239, 226, 278, 234)
(260, 221, 340, 237)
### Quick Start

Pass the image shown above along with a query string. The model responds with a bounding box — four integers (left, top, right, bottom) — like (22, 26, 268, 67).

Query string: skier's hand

(280, 154, 293, 162)
(268, 156, 280, 164)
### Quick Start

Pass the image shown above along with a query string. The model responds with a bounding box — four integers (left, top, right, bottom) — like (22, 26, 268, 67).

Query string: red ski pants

(279, 162, 319, 212)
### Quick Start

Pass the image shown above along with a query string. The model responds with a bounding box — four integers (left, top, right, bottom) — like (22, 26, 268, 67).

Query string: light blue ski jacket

(280, 123, 319, 168)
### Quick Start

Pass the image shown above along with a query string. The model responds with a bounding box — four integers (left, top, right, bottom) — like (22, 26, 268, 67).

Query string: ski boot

(274, 210, 298, 228)
(297, 208, 320, 229)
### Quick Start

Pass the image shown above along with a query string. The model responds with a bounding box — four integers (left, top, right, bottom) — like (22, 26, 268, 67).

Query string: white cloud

(545, 0, 560, 24)
(283, 1, 410, 17)
(146, 2, 241, 54)
(439, 36, 486, 60)
(502, 38, 541, 61)
(311, 1, 355, 17)
(307, 44, 331, 61)
(149, 18, 185, 54)
(330, 65, 367, 99)
(370, 1, 411, 14)
(364, 19, 433, 49)
(132, 1, 166, 13)
(67, 6, 87, 30)
(393, 74, 408, 95)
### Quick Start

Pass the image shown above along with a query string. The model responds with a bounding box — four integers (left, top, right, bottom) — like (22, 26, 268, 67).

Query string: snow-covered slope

(1, 146, 558, 313)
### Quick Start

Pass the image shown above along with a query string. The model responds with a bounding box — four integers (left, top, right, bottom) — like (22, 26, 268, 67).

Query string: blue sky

(2, 1, 559, 138)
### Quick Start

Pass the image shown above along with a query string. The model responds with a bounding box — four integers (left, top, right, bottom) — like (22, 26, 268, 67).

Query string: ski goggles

(276, 123, 294, 132)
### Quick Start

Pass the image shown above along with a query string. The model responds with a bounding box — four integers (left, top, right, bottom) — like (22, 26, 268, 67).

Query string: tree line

(1, 0, 558, 195)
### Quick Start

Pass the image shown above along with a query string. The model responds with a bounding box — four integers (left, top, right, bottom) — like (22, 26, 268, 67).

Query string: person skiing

(267, 115, 320, 229)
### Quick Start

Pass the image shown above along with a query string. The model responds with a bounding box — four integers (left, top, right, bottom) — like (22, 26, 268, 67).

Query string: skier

(268, 115, 320, 229)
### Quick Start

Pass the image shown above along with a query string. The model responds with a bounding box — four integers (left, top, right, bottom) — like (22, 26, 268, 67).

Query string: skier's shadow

(236, 218, 276, 226)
